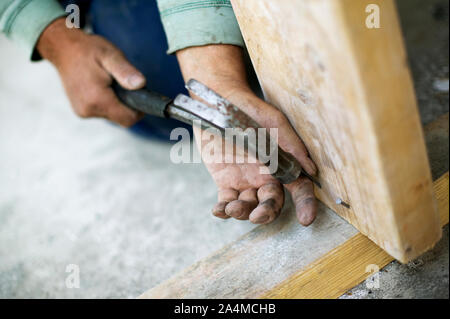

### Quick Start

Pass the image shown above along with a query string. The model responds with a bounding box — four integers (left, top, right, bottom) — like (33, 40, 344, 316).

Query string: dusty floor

(0, 0, 449, 299)
(0, 36, 256, 298)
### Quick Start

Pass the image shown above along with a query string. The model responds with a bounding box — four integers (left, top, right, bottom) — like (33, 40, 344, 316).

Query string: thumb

(285, 177, 317, 226)
(101, 49, 146, 90)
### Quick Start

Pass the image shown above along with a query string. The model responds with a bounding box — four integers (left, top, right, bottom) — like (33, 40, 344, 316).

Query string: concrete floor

(0, 36, 255, 298)
(0, 0, 448, 299)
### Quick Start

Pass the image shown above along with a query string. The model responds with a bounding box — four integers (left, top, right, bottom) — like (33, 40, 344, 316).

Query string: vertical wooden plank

(231, 0, 441, 262)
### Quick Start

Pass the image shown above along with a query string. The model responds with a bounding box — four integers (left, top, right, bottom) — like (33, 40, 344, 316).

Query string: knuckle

(103, 46, 124, 61)
(120, 120, 134, 128)
(291, 181, 315, 203)
(294, 192, 315, 205)
(257, 182, 283, 199)
(119, 115, 138, 127)
(213, 202, 227, 214)
(115, 116, 136, 128)
(300, 197, 316, 206)
(271, 109, 288, 125)
(292, 177, 313, 191)
(218, 189, 239, 202)
(76, 104, 94, 118)
(91, 35, 110, 48)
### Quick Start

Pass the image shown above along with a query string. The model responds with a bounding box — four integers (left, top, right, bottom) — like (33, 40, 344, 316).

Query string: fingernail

(298, 212, 315, 226)
(297, 198, 317, 226)
(254, 215, 269, 224)
(128, 74, 145, 88)
(305, 159, 317, 176)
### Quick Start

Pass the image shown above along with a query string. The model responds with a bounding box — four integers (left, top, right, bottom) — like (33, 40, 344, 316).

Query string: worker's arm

(177, 45, 318, 226)
(0, 0, 65, 60)
(157, 0, 244, 54)
(1, 0, 146, 126)
(157, 0, 318, 225)
(35, 18, 146, 126)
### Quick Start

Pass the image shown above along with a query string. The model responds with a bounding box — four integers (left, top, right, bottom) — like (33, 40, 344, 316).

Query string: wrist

(176, 45, 251, 93)
(36, 17, 84, 65)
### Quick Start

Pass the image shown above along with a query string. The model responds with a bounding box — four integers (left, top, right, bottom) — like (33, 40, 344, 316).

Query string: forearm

(176, 45, 249, 96)
(156, 0, 244, 54)
(0, 0, 66, 60)
(175, 44, 293, 133)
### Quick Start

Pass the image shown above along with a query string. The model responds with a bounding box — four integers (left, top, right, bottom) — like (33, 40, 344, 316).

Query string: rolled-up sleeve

(157, 0, 244, 54)
(0, 0, 66, 60)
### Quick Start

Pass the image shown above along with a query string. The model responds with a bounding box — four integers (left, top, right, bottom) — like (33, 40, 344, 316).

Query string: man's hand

(37, 18, 146, 127)
(176, 45, 318, 226)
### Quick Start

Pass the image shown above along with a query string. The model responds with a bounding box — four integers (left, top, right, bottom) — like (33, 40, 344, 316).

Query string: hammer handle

(112, 81, 173, 118)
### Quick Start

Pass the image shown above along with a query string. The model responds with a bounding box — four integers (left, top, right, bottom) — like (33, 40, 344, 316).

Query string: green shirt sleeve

(0, 0, 66, 60)
(156, 0, 244, 54)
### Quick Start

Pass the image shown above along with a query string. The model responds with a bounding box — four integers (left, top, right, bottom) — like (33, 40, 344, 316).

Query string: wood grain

(140, 172, 448, 299)
(231, 0, 441, 262)
(139, 199, 360, 298)
(263, 172, 449, 299)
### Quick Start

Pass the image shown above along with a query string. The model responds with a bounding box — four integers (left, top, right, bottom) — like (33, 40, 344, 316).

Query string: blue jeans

(62, 0, 192, 141)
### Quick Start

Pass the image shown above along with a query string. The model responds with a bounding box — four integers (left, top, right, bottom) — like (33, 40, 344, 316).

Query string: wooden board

(140, 114, 449, 299)
(139, 172, 448, 299)
(264, 172, 449, 299)
(266, 113, 449, 298)
(140, 200, 360, 298)
(231, 0, 441, 262)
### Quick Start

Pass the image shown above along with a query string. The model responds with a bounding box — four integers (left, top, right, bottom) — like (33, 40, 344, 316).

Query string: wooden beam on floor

(139, 113, 449, 299)
(231, 0, 441, 262)
(264, 172, 448, 299)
